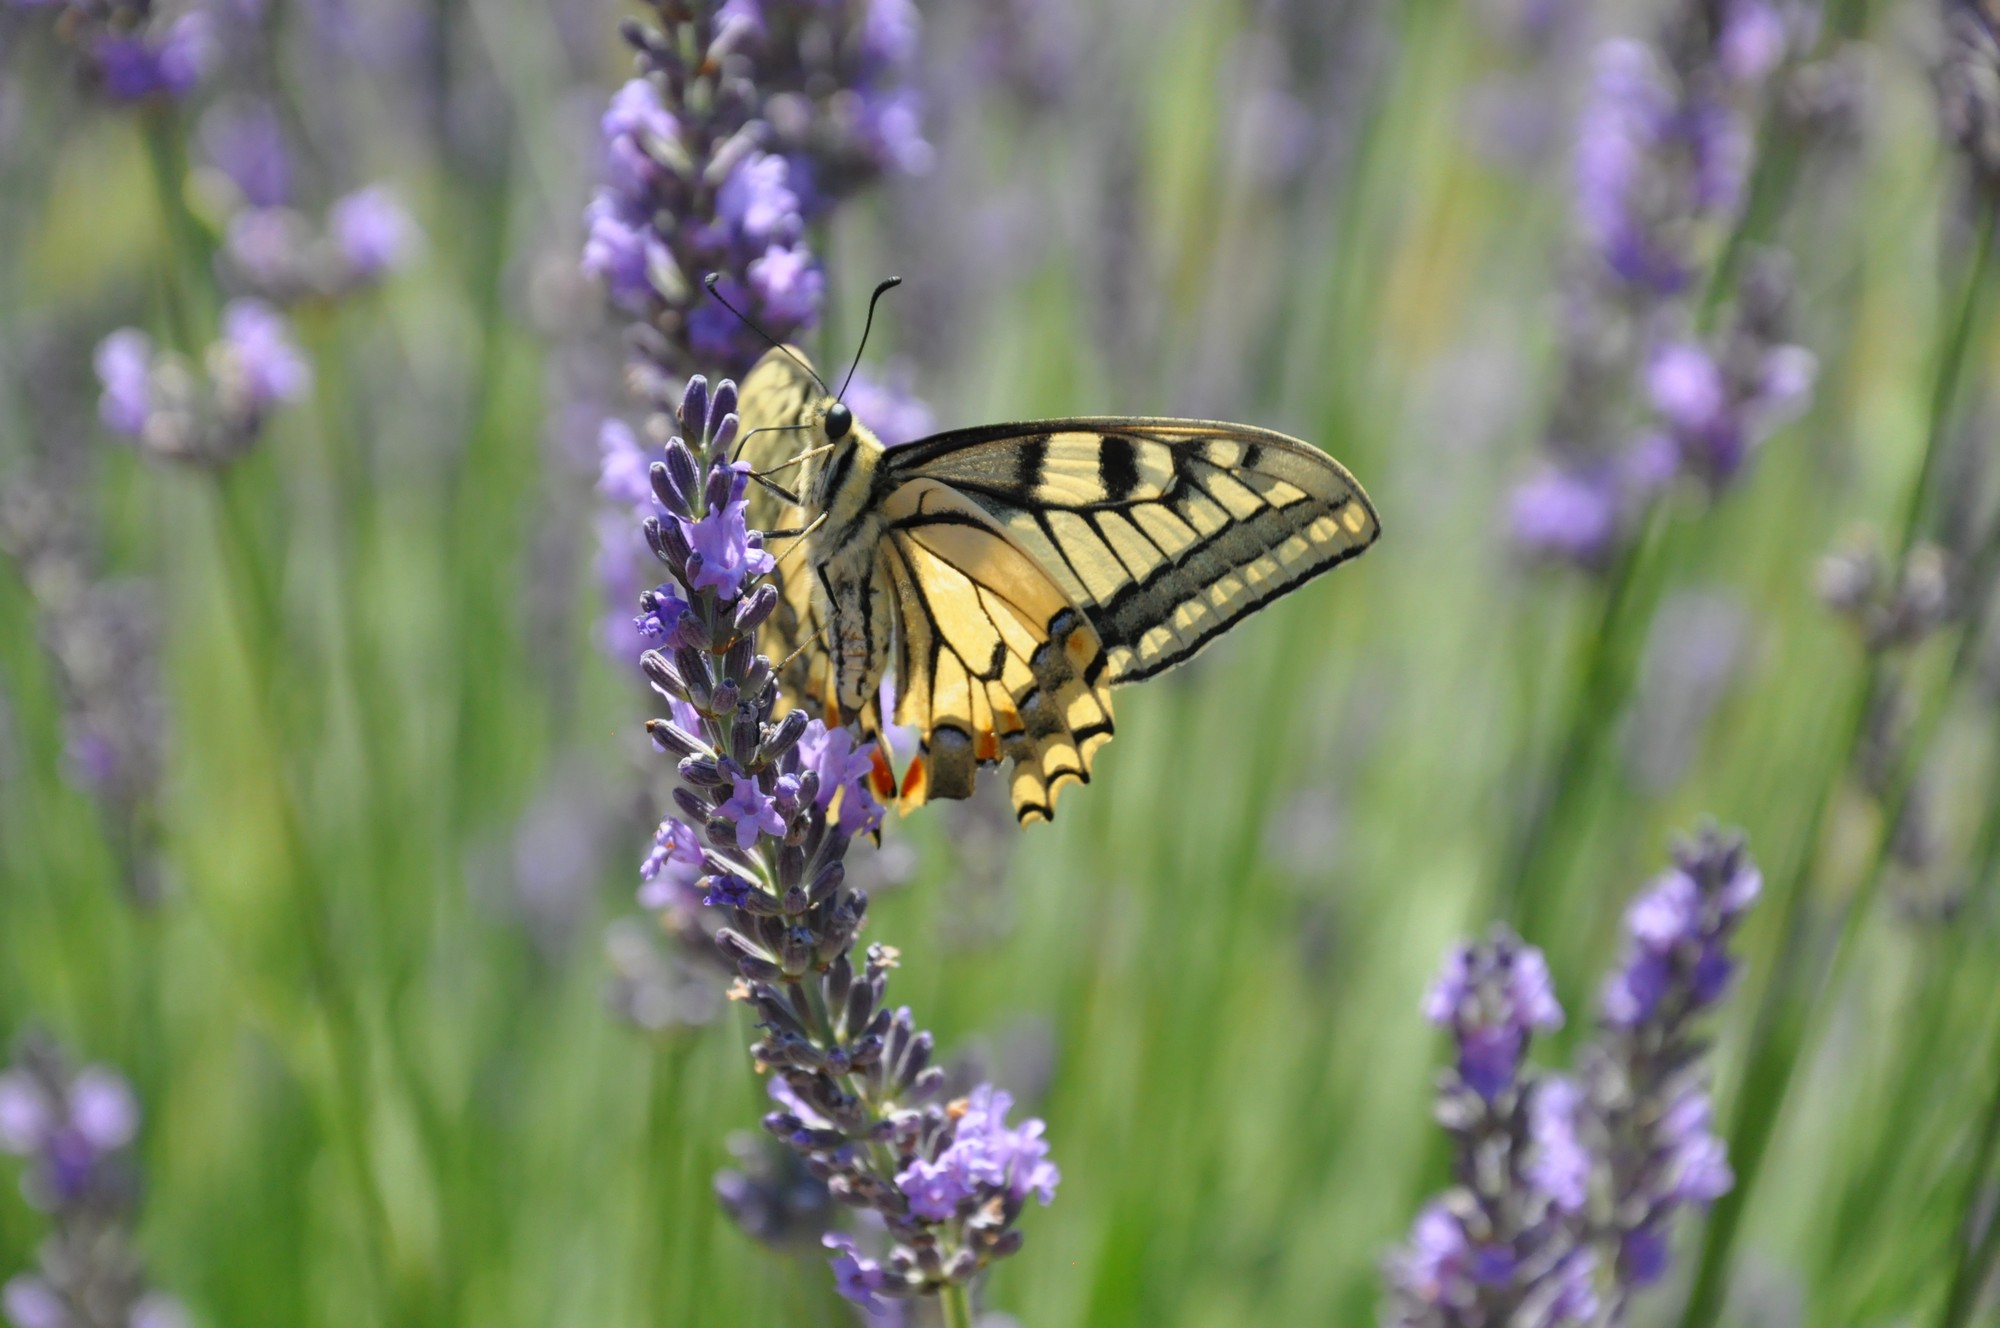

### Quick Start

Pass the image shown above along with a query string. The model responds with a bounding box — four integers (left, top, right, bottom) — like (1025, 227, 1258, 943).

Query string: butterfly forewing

(884, 421, 1380, 682)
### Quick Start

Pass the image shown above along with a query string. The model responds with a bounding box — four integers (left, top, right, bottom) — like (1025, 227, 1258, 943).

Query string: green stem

(1501, 510, 1657, 932)
(1678, 194, 2000, 1328)
(137, 111, 213, 350)
(939, 1281, 975, 1328)
(136, 108, 406, 1323)
(206, 468, 403, 1310)
(1939, 1015, 2000, 1328)
(1899, 201, 1997, 562)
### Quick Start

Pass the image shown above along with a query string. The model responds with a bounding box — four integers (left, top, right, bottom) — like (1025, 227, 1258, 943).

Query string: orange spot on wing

(868, 747, 899, 801)
(898, 755, 930, 809)
(975, 729, 1000, 763)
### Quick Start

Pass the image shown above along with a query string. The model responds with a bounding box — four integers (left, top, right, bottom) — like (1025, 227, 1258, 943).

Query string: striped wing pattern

(885, 421, 1380, 684)
(730, 348, 1379, 824)
(878, 481, 1114, 824)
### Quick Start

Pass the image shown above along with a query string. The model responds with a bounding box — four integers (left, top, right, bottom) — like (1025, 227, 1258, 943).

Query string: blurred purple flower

(1, 1277, 64, 1328)
(597, 418, 655, 511)
(824, 1233, 888, 1313)
(223, 207, 313, 289)
(1424, 928, 1562, 1100)
(1528, 1077, 1590, 1214)
(93, 330, 154, 438)
(1510, 464, 1622, 568)
(213, 299, 311, 414)
(328, 185, 422, 281)
(1601, 831, 1760, 1028)
(199, 99, 292, 207)
(843, 366, 936, 447)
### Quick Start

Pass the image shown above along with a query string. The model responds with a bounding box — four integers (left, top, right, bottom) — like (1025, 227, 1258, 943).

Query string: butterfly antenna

(836, 276, 903, 402)
(702, 273, 831, 396)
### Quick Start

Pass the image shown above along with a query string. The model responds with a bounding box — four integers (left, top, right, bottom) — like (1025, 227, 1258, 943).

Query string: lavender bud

(644, 718, 706, 760)
(641, 644, 683, 686)
(650, 460, 693, 519)
(711, 679, 741, 715)
(674, 647, 713, 707)
(736, 584, 779, 633)
(764, 709, 810, 761)
(741, 656, 773, 699)
(808, 860, 845, 905)
(664, 438, 702, 511)
(776, 844, 806, 890)
(711, 380, 738, 429)
(705, 463, 737, 513)
(716, 928, 782, 981)
(678, 756, 726, 787)
(680, 375, 710, 444)
(780, 925, 814, 976)
(712, 411, 741, 458)
(825, 953, 853, 1014)
(844, 970, 878, 1034)
(672, 788, 712, 823)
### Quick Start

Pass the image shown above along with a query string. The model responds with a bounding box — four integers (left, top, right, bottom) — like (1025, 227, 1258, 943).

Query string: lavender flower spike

(1388, 929, 1595, 1327)
(0, 1035, 188, 1328)
(628, 375, 1056, 1308)
(1577, 827, 1757, 1298)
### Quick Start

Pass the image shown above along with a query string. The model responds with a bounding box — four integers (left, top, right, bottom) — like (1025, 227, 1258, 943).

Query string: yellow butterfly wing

(878, 479, 1114, 825)
(735, 351, 839, 716)
(884, 421, 1380, 683)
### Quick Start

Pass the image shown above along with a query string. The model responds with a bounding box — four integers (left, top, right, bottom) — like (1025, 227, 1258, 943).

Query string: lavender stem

(1678, 196, 2000, 1328)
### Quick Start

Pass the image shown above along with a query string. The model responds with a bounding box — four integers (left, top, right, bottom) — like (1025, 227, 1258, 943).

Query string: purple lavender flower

(583, 0, 930, 383)
(1424, 928, 1562, 1101)
(1577, 827, 1760, 1302)
(93, 331, 154, 438)
(1528, 1078, 1590, 1214)
(797, 721, 886, 836)
(613, 375, 1054, 1310)
(223, 207, 315, 290)
(1389, 930, 1594, 1324)
(327, 185, 422, 281)
(824, 1234, 889, 1313)
(1390, 830, 1761, 1322)
(1600, 833, 1760, 1027)
(716, 774, 785, 850)
(1645, 333, 1815, 488)
(1509, 464, 1623, 568)
(212, 298, 311, 415)
(0, 1037, 184, 1326)
(199, 99, 292, 207)
(638, 816, 705, 910)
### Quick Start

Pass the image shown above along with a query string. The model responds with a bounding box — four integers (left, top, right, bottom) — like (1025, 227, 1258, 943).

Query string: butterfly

(736, 348, 1380, 826)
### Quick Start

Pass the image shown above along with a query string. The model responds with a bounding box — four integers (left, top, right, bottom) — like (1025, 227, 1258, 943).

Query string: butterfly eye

(824, 402, 854, 442)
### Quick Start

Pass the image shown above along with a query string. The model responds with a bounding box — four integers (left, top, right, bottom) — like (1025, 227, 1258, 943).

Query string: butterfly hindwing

(884, 421, 1379, 683)
(878, 479, 1114, 825)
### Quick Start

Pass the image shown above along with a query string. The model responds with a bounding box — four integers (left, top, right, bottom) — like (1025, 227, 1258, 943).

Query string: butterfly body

(740, 348, 1380, 824)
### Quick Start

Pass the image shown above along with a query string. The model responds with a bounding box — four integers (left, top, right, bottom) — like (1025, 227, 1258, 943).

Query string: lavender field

(2, 0, 1999, 1324)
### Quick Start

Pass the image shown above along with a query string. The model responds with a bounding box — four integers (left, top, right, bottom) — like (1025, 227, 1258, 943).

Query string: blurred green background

(4, 0, 2000, 1324)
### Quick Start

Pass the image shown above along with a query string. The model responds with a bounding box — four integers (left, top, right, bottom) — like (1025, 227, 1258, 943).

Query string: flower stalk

(625, 375, 1057, 1312)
